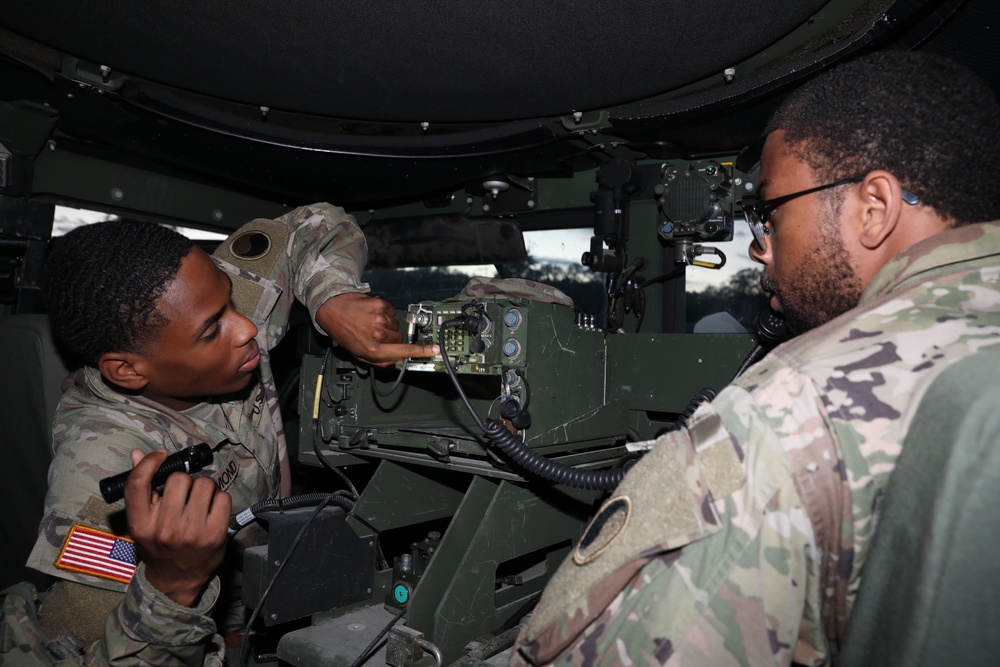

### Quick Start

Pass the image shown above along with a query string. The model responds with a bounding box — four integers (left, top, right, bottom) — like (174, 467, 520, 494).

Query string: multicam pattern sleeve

(512, 220, 1000, 667)
(24, 203, 371, 666)
(213, 201, 370, 349)
(514, 382, 819, 667)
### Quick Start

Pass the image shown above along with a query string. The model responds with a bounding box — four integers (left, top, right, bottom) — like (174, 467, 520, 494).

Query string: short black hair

(767, 49, 1000, 225)
(43, 220, 194, 368)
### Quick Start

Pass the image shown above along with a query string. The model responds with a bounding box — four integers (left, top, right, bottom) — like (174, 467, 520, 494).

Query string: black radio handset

(733, 309, 788, 378)
(754, 309, 788, 348)
(99, 444, 213, 503)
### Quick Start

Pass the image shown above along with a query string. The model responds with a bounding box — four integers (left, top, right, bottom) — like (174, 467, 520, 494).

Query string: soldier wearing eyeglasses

(513, 50, 1000, 667)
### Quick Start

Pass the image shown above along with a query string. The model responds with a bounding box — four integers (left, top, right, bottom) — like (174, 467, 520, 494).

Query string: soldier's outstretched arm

(315, 292, 439, 366)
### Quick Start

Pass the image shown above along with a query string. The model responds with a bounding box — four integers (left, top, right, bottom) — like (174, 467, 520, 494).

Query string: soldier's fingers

(155, 471, 196, 514)
(367, 343, 439, 364)
(374, 327, 404, 344)
(380, 300, 398, 318)
(125, 450, 168, 504)
(206, 488, 233, 536)
(181, 477, 231, 543)
(124, 449, 169, 529)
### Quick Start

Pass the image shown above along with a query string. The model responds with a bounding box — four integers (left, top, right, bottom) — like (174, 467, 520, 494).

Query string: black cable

(239, 494, 333, 667)
(349, 607, 407, 667)
(311, 346, 361, 500)
(439, 322, 489, 432)
(311, 347, 390, 569)
(514, 370, 531, 412)
(370, 358, 409, 398)
(446, 626, 524, 667)
(632, 286, 646, 334)
(637, 265, 685, 288)
(228, 492, 356, 535)
(439, 319, 628, 491)
(613, 258, 645, 297)
(733, 310, 788, 379)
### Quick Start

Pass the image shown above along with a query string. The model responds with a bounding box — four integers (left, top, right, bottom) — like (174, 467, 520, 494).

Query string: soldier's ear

(857, 171, 903, 250)
(97, 352, 150, 391)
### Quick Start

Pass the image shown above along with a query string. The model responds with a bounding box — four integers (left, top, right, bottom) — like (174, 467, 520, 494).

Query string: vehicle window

(364, 228, 607, 316)
(52, 205, 763, 333)
(53, 206, 227, 241)
(366, 225, 766, 332)
(685, 223, 766, 333)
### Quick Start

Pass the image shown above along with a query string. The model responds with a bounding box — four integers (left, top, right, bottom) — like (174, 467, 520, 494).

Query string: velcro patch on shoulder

(689, 402, 746, 501)
(55, 524, 138, 585)
(573, 496, 632, 565)
(214, 220, 288, 277)
(213, 219, 288, 322)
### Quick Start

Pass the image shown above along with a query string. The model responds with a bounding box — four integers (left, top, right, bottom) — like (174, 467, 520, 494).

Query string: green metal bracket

(405, 476, 597, 663)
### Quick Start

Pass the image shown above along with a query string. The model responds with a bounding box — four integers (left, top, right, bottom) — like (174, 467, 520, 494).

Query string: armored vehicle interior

(1, 0, 997, 664)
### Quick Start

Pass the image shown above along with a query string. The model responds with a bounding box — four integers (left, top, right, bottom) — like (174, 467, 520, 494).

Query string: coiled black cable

(439, 318, 629, 491)
(228, 491, 356, 535)
(481, 419, 628, 490)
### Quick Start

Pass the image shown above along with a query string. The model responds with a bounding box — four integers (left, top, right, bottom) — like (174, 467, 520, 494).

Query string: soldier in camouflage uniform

(17, 202, 437, 665)
(512, 52, 1000, 666)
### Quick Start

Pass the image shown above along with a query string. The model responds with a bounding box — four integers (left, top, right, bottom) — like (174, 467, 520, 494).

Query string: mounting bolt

(100, 65, 111, 83)
(212, 209, 224, 222)
(724, 67, 736, 83)
(111, 187, 125, 201)
(572, 111, 583, 123)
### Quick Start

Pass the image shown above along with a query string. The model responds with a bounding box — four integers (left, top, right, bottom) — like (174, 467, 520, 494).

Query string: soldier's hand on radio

(317, 292, 439, 367)
(124, 449, 231, 607)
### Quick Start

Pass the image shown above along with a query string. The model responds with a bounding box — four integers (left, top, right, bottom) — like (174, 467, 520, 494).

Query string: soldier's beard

(761, 232, 864, 335)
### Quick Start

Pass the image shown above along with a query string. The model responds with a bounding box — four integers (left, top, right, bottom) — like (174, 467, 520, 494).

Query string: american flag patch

(55, 524, 138, 584)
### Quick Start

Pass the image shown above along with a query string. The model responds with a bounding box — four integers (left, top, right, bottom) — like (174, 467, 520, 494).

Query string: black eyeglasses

(742, 176, 920, 251)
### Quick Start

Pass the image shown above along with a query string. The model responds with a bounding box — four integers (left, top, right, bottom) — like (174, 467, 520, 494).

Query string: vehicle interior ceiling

(0, 0, 997, 322)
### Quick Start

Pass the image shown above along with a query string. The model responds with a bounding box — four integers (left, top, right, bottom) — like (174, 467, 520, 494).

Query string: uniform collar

(859, 220, 1000, 305)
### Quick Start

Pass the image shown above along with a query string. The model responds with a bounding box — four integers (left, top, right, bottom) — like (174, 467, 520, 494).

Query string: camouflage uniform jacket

(25, 203, 370, 666)
(512, 220, 1000, 667)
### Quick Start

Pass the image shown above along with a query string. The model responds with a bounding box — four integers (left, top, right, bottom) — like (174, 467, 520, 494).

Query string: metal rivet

(111, 188, 124, 201)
